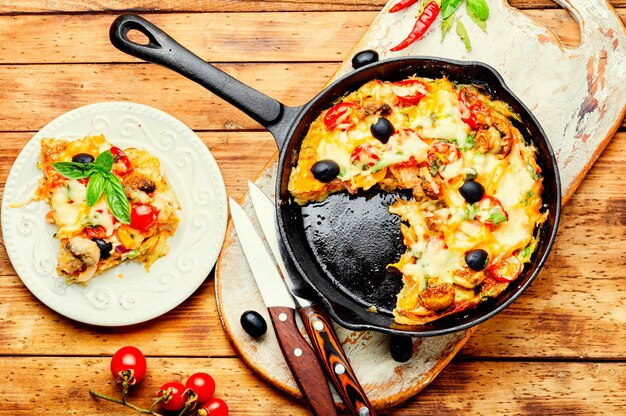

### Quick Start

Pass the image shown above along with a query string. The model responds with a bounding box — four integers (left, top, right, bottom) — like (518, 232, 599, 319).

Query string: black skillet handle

(109, 14, 296, 147)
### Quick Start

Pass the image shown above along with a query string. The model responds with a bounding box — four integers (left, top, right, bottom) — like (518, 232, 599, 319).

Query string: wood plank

(3, 9, 621, 64)
(2, 63, 625, 133)
(0, 357, 624, 415)
(0, 12, 377, 64)
(0, 63, 333, 132)
(1, 0, 624, 13)
(1, 131, 624, 358)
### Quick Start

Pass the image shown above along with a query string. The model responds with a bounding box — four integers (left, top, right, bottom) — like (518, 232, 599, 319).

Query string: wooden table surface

(1, 1, 624, 415)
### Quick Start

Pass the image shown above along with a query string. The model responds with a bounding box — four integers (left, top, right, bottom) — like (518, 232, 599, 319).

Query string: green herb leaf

(103, 172, 131, 224)
(467, 2, 488, 32)
(51, 162, 91, 180)
(488, 210, 508, 227)
(467, 0, 489, 21)
(520, 246, 532, 259)
(441, 0, 462, 20)
(441, 14, 455, 41)
(455, 17, 472, 51)
(94, 150, 114, 171)
(86, 171, 106, 207)
(465, 203, 479, 220)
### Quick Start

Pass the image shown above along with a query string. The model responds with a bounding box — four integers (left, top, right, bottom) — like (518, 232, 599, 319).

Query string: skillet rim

(275, 55, 562, 336)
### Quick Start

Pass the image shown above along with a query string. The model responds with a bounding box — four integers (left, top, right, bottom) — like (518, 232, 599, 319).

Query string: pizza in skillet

(35, 134, 180, 284)
(288, 76, 547, 325)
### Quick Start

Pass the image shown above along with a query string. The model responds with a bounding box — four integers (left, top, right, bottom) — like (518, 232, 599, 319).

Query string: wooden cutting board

(216, 0, 626, 410)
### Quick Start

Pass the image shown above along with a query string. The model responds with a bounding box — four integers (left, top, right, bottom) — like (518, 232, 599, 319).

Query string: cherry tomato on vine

(185, 372, 216, 403)
(110, 346, 147, 385)
(157, 381, 190, 412)
(130, 204, 158, 231)
(198, 397, 229, 416)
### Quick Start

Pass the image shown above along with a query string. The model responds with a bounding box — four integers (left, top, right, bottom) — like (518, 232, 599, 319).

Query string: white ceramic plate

(1, 102, 228, 326)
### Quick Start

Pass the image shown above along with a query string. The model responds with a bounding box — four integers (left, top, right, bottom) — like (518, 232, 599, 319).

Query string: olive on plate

(240, 310, 267, 338)
(370, 118, 395, 143)
(459, 180, 485, 203)
(72, 153, 95, 165)
(390, 335, 413, 362)
(93, 238, 113, 260)
(465, 249, 489, 271)
(311, 160, 340, 183)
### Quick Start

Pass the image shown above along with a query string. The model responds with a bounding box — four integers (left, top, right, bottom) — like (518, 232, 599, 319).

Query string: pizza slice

(34, 134, 180, 283)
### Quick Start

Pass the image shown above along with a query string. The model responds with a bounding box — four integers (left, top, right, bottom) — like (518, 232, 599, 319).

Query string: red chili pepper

(390, 1, 441, 52)
(389, 0, 420, 13)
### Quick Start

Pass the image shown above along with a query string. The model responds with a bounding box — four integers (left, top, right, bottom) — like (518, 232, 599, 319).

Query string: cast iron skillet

(110, 14, 561, 336)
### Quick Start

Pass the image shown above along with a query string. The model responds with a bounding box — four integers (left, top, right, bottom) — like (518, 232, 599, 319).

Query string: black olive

(465, 249, 489, 271)
(240, 310, 267, 338)
(459, 180, 485, 203)
(390, 335, 413, 362)
(93, 238, 113, 260)
(71, 153, 95, 165)
(370, 118, 395, 143)
(311, 160, 340, 183)
(351, 50, 379, 69)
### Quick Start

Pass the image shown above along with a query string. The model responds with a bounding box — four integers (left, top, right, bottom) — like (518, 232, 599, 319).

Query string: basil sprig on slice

(52, 149, 131, 224)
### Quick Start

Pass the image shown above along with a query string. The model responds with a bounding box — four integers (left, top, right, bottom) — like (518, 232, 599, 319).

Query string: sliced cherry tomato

(198, 398, 229, 416)
(110, 346, 147, 385)
(323, 102, 362, 131)
(457, 88, 487, 130)
(476, 195, 509, 229)
(392, 79, 429, 105)
(84, 225, 107, 240)
(110, 146, 132, 176)
(130, 204, 158, 231)
(157, 381, 190, 412)
(350, 144, 381, 167)
(185, 372, 216, 403)
(487, 255, 523, 282)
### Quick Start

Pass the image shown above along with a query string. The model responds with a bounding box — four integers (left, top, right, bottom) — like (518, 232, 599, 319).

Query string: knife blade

(228, 198, 338, 416)
(248, 181, 377, 416)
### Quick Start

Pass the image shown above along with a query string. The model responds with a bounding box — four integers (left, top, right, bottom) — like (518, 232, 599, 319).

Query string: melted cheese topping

(35, 135, 180, 284)
(288, 76, 547, 326)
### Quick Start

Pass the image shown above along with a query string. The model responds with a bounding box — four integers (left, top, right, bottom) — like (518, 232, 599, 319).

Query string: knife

(248, 181, 377, 416)
(229, 198, 338, 416)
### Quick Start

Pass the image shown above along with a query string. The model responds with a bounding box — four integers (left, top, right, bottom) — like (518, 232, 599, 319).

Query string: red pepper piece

(390, 1, 441, 52)
(389, 0, 420, 13)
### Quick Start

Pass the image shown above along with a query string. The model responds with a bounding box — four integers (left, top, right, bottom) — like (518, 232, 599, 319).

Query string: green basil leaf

(441, 14, 455, 41)
(94, 150, 114, 171)
(103, 172, 131, 224)
(467, 0, 489, 21)
(86, 171, 106, 207)
(455, 17, 472, 51)
(467, 2, 487, 32)
(441, 0, 462, 20)
(51, 162, 91, 179)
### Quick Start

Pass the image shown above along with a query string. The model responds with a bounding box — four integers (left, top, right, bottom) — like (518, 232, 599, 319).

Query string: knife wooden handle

(267, 306, 338, 416)
(300, 304, 377, 416)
